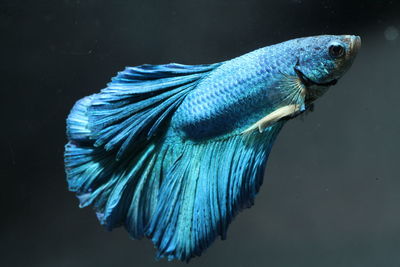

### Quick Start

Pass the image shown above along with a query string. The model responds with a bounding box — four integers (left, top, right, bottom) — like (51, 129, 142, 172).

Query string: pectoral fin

(242, 104, 301, 134)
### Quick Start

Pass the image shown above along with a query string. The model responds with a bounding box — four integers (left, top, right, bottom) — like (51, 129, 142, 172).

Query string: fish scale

(172, 51, 281, 138)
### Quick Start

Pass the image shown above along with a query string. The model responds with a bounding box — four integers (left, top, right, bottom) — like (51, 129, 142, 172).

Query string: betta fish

(64, 35, 361, 261)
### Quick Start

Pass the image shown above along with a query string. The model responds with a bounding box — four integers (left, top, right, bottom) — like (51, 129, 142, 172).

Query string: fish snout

(343, 35, 361, 58)
(350, 35, 361, 54)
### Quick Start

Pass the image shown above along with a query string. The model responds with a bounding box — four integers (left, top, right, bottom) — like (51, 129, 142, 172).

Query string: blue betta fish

(65, 35, 360, 261)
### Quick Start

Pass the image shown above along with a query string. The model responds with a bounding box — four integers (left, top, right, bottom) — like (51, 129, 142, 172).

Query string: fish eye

(328, 43, 345, 58)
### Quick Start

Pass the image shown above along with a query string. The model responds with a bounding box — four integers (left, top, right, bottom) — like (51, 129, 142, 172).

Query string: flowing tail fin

(65, 63, 220, 237)
(64, 62, 284, 261)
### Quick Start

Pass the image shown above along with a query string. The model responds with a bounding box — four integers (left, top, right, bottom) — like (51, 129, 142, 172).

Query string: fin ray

(88, 63, 221, 159)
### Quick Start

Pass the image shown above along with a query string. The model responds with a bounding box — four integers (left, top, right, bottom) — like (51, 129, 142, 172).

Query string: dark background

(2, 0, 400, 266)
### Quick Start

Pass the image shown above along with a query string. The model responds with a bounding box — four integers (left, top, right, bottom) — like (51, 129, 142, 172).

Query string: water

(2, 0, 400, 266)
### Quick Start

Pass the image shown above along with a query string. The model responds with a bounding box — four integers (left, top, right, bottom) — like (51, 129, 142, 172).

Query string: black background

(2, 0, 400, 266)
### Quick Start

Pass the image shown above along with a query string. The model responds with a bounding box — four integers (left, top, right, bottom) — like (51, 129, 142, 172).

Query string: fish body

(64, 35, 360, 261)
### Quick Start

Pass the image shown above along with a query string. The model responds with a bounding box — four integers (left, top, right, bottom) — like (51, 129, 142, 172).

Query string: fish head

(291, 35, 361, 101)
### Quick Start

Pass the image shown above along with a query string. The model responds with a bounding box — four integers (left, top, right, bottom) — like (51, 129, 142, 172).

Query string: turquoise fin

(65, 63, 220, 238)
(88, 63, 221, 160)
(64, 62, 285, 261)
(145, 125, 283, 261)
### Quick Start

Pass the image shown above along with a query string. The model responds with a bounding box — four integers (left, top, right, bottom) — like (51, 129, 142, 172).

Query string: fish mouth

(293, 67, 337, 87)
(344, 35, 361, 56)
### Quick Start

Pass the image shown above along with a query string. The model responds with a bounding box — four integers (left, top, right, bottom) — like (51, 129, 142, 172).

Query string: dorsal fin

(87, 63, 221, 160)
